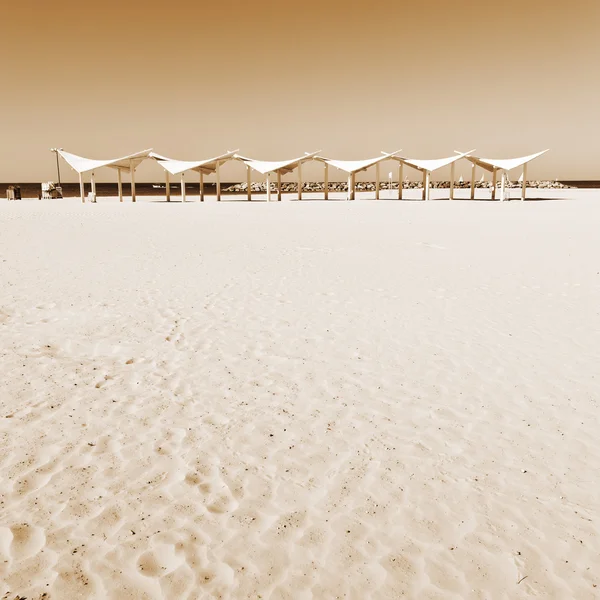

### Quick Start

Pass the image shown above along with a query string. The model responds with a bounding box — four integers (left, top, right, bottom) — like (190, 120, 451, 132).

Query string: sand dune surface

(1, 191, 599, 599)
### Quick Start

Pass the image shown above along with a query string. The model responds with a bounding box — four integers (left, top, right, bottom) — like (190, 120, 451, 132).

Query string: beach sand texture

(1, 193, 599, 599)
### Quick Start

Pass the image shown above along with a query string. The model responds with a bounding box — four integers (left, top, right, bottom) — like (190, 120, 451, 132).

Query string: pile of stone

(223, 180, 572, 193)
(526, 180, 572, 189)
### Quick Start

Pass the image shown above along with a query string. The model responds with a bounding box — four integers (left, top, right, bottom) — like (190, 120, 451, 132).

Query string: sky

(1, 0, 599, 182)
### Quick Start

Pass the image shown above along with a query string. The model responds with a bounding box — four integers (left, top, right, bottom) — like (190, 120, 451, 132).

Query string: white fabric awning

(151, 150, 239, 175)
(319, 150, 401, 174)
(462, 149, 549, 172)
(235, 151, 320, 175)
(58, 149, 153, 174)
(394, 150, 474, 172)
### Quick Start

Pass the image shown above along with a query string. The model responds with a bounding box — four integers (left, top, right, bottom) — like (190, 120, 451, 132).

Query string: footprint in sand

(137, 544, 181, 577)
(206, 493, 238, 514)
(14, 471, 53, 496)
(6, 523, 46, 560)
(417, 242, 446, 250)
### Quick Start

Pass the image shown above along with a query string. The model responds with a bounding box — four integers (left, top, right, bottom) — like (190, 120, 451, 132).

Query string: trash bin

(14, 186, 21, 200)
(6, 186, 15, 200)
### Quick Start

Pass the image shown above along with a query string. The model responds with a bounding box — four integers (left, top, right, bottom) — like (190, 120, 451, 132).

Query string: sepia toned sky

(1, 0, 599, 182)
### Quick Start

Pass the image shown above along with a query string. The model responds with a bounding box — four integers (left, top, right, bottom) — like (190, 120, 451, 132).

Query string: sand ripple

(1, 197, 600, 598)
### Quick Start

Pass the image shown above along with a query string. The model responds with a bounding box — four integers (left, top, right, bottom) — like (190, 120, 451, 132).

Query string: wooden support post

(297, 163, 303, 200)
(521, 164, 527, 200)
(277, 172, 282, 201)
(375, 163, 380, 200)
(470, 163, 476, 200)
(491, 168, 497, 201)
(118, 169, 123, 202)
(500, 171, 507, 201)
(266, 173, 271, 202)
(422, 171, 431, 201)
(246, 165, 252, 201)
(398, 162, 403, 200)
(165, 170, 170, 202)
(181, 172, 186, 202)
(347, 173, 356, 200)
(199, 171, 204, 202)
(79, 172, 85, 203)
(216, 162, 221, 201)
(324, 163, 329, 200)
(130, 160, 136, 202)
(91, 172, 96, 202)
(450, 162, 455, 200)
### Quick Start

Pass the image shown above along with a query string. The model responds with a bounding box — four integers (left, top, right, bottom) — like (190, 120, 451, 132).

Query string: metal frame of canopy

(316, 151, 402, 200)
(458, 150, 550, 201)
(384, 151, 474, 201)
(57, 149, 153, 203)
(235, 151, 321, 201)
(150, 151, 239, 202)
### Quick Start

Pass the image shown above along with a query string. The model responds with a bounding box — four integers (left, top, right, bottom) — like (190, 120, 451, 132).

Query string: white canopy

(461, 149, 549, 172)
(236, 151, 320, 175)
(319, 150, 401, 174)
(394, 150, 474, 172)
(151, 150, 238, 175)
(58, 149, 153, 174)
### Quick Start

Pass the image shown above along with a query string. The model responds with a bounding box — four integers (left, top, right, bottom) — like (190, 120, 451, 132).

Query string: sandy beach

(1, 190, 599, 599)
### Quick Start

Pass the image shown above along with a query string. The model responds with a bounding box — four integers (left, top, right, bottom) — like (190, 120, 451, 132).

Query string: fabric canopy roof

(319, 150, 401, 174)
(58, 149, 153, 174)
(461, 149, 549, 172)
(393, 150, 474, 172)
(151, 150, 238, 175)
(235, 151, 320, 175)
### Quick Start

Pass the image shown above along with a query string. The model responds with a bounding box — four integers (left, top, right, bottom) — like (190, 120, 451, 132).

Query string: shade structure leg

(421, 171, 430, 200)
(130, 160, 136, 202)
(347, 173, 356, 200)
(500, 171, 507, 201)
(324, 163, 329, 200)
(118, 169, 123, 202)
(91, 172, 96, 202)
(246, 165, 252, 201)
(277, 171, 282, 201)
(216, 162, 221, 201)
(375, 163, 380, 200)
(398, 163, 403, 200)
(521, 164, 527, 200)
(470, 163, 476, 200)
(181, 173, 186, 202)
(79, 172, 85, 203)
(297, 163, 303, 200)
(266, 174, 271, 202)
(199, 171, 204, 202)
(450, 162, 455, 200)
(165, 171, 170, 202)
(491, 168, 497, 200)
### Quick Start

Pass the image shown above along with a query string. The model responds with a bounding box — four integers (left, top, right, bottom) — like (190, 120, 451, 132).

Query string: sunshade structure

(387, 150, 474, 201)
(235, 151, 321, 201)
(150, 150, 238, 202)
(57, 149, 153, 203)
(459, 149, 550, 200)
(318, 151, 402, 200)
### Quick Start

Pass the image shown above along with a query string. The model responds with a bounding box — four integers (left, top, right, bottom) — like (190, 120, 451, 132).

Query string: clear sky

(2, 0, 599, 182)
